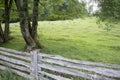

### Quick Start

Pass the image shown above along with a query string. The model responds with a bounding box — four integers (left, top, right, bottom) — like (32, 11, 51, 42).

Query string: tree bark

(4, 0, 13, 42)
(31, 0, 39, 38)
(0, 21, 4, 43)
(31, 0, 42, 48)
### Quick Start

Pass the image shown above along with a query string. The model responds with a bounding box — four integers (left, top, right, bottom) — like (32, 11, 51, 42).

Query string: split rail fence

(0, 47, 120, 80)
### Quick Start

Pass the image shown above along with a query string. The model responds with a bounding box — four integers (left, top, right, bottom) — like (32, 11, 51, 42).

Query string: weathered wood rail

(0, 47, 120, 80)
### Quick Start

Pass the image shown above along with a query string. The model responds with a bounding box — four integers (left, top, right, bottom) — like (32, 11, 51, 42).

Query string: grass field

(0, 17, 120, 65)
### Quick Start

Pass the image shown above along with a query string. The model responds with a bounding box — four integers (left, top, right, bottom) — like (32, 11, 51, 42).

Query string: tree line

(0, 0, 86, 22)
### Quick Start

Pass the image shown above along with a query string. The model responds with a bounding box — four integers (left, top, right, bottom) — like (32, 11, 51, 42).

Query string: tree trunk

(14, 0, 42, 51)
(0, 0, 13, 43)
(31, 0, 42, 48)
(0, 21, 4, 43)
(4, 0, 13, 42)
(31, 0, 39, 38)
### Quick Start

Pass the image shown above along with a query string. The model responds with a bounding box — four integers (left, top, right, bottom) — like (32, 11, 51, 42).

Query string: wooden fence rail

(0, 47, 120, 80)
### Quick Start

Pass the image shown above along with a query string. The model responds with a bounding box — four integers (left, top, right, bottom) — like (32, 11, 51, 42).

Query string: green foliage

(97, 0, 120, 22)
(10, 1, 19, 22)
(0, 0, 4, 21)
(0, 69, 28, 80)
(0, 0, 19, 22)
(39, 0, 87, 20)
(94, 0, 120, 30)
(0, 0, 87, 21)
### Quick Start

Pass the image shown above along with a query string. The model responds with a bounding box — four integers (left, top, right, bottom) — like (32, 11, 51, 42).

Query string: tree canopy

(1, 0, 87, 22)
(39, 0, 87, 20)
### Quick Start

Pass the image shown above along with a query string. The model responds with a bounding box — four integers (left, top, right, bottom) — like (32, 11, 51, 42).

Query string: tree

(96, 0, 120, 22)
(1, 0, 87, 22)
(92, 0, 120, 31)
(4, 0, 13, 41)
(39, 0, 87, 20)
(0, 0, 13, 43)
(14, 0, 42, 51)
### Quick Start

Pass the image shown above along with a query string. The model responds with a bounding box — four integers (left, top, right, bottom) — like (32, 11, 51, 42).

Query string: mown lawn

(0, 17, 120, 64)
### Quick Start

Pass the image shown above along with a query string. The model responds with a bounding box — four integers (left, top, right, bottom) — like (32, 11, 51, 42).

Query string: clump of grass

(0, 69, 28, 80)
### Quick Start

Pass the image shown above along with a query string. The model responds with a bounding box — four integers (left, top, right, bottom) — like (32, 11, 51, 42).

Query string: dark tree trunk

(31, 0, 42, 48)
(0, 22, 4, 43)
(4, 0, 13, 42)
(31, 0, 39, 38)
(0, 0, 13, 43)
(4, 0, 10, 42)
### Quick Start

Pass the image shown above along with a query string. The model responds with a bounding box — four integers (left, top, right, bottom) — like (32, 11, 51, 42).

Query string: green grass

(0, 69, 28, 80)
(0, 17, 120, 65)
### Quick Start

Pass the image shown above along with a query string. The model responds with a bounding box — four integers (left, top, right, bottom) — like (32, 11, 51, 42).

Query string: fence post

(30, 50, 39, 80)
